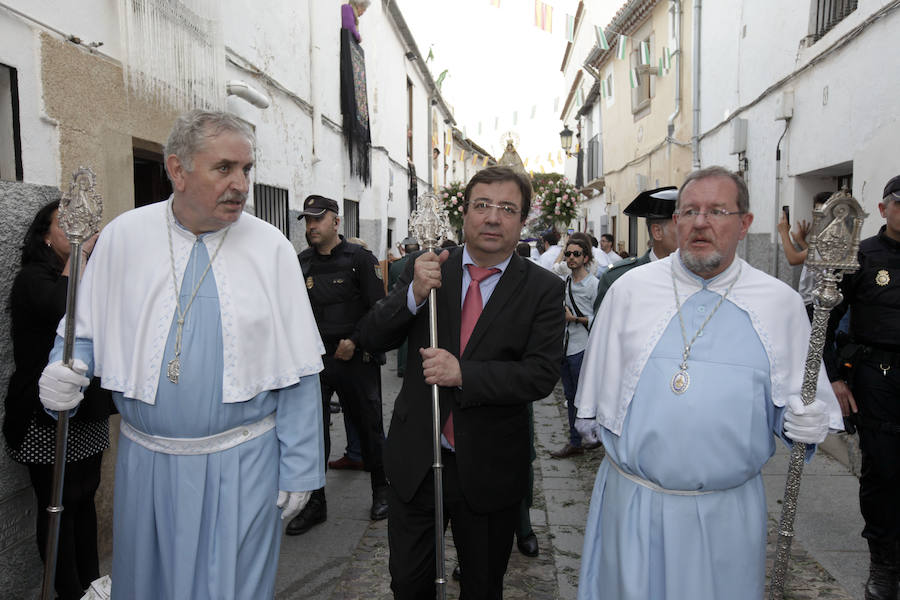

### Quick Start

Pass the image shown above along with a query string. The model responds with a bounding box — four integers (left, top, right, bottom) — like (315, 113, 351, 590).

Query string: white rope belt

(606, 455, 716, 496)
(120, 413, 276, 456)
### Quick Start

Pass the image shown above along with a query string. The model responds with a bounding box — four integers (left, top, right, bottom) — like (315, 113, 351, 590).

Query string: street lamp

(559, 124, 574, 157)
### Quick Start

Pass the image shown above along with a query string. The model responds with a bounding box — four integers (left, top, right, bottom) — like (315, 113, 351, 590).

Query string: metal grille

(587, 134, 601, 182)
(343, 199, 359, 238)
(253, 183, 289, 238)
(812, 0, 858, 41)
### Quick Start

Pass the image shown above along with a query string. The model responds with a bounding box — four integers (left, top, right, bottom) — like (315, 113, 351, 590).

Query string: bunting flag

(664, 46, 672, 70)
(629, 68, 639, 89)
(494, 117, 499, 129)
(459, 149, 465, 161)
(472, 154, 478, 166)
(490, 0, 500, 6)
(547, 152, 552, 162)
(540, 165, 546, 173)
(557, 150, 563, 162)
(445, 142, 451, 155)
(524, 158, 529, 167)
(595, 25, 609, 50)
(432, 133, 438, 147)
(658, 57, 665, 77)
(640, 41, 650, 65)
(565, 13, 575, 43)
(482, 156, 489, 167)
(478, 121, 483, 134)
(601, 78, 608, 98)
(616, 35, 627, 60)
(513, 111, 518, 125)
(534, 0, 552, 32)
(575, 86, 584, 107)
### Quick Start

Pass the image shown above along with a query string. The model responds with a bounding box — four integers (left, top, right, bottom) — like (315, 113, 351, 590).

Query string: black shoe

(286, 490, 326, 535)
(865, 540, 899, 600)
(582, 440, 603, 450)
(517, 531, 539, 557)
(550, 443, 584, 458)
(370, 489, 389, 521)
(452, 565, 461, 581)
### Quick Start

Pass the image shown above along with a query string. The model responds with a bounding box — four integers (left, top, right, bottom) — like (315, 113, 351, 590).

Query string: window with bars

(343, 198, 359, 238)
(254, 183, 289, 238)
(810, 0, 858, 42)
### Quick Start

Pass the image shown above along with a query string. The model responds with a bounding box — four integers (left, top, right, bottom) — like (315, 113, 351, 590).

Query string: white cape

(575, 251, 843, 435)
(59, 198, 324, 404)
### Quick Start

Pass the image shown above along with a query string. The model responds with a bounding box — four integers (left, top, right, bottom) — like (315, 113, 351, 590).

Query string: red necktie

(443, 264, 500, 447)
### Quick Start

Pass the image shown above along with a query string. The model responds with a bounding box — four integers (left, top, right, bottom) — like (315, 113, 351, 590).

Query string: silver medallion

(671, 369, 690, 394)
(166, 358, 180, 384)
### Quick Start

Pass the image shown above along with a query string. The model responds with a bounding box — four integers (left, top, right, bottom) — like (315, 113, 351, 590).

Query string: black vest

(299, 242, 369, 344)
(847, 227, 900, 352)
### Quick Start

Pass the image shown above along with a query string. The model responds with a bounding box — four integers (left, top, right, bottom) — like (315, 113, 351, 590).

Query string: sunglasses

(564, 250, 583, 257)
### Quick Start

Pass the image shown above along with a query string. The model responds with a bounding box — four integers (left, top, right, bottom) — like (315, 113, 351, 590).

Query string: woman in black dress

(3, 200, 111, 600)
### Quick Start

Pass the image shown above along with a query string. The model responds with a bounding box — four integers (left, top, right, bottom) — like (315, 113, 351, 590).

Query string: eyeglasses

(468, 201, 521, 217)
(563, 250, 583, 257)
(674, 208, 746, 220)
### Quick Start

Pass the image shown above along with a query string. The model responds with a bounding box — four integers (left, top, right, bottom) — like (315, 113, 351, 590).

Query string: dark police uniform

(593, 186, 678, 313)
(297, 235, 388, 516)
(825, 219, 900, 596)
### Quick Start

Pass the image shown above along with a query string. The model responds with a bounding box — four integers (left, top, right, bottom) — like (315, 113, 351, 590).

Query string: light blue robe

(54, 238, 325, 600)
(577, 282, 806, 600)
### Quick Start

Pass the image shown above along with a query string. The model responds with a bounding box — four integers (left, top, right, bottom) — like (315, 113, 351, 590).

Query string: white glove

(575, 418, 600, 445)
(39, 359, 89, 412)
(784, 396, 830, 444)
(276, 490, 312, 522)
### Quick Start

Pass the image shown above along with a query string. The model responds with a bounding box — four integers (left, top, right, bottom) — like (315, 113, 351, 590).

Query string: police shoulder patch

(375, 265, 383, 280)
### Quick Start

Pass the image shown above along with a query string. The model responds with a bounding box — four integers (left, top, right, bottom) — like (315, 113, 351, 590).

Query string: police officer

(593, 186, 679, 312)
(288, 195, 389, 535)
(826, 176, 900, 600)
(388, 237, 420, 378)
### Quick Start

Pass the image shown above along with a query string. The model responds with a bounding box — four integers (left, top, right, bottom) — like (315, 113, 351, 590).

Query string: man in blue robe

(38, 110, 326, 600)
(573, 166, 843, 599)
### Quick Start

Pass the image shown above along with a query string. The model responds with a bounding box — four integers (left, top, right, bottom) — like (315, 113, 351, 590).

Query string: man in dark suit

(360, 166, 564, 599)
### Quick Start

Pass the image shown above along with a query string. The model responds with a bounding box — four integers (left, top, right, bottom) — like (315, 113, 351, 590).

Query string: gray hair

(677, 166, 750, 213)
(164, 110, 255, 174)
(350, 0, 371, 9)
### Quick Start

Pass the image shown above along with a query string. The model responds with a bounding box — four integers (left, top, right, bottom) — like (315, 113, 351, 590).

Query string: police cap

(883, 175, 900, 200)
(298, 195, 339, 219)
(623, 186, 678, 219)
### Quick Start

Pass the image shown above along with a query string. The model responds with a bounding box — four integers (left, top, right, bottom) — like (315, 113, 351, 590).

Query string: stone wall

(0, 180, 62, 596)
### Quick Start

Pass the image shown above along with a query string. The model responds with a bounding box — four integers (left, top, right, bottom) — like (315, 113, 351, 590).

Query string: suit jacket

(360, 247, 564, 514)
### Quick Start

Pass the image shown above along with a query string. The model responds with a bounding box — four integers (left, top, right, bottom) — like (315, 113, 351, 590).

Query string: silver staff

(409, 192, 453, 599)
(769, 189, 865, 599)
(41, 167, 103, 600)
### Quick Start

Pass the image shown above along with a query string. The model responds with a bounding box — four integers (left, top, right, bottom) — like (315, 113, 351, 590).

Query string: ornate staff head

(410, 192, 452, 251)
(59, 167, 103, 242)
(805, 188, 867, 309)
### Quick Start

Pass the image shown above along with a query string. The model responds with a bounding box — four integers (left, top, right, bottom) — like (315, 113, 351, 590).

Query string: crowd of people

(3, 107, 897, 600)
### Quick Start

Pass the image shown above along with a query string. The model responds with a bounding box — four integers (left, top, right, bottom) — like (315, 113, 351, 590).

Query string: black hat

(883, 175, 900, 200)
(298, 195, 339, 220)
(623, 186, 678, 219)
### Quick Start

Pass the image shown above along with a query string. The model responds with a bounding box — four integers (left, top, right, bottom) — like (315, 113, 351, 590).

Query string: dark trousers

(28, 452, 103, 600)
(851, 361, 900, 543)
(388, 451, 518, 600)
(320, 352, 387, 494)
(560, 351, 585, 447)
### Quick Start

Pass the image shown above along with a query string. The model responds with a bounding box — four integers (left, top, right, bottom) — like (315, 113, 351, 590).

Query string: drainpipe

(666, 0, 682, 140)
(691, 0, 701, 168)
(773, 118, 791, 278)
(308, 0, 321, 164)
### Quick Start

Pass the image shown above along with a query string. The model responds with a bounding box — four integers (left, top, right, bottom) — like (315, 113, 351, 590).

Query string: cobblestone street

(275, 353, 864, 599)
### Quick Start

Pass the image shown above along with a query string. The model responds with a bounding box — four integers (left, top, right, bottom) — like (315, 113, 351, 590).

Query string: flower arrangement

(437, 180, 466, 232)
(536, 175, 581, 227)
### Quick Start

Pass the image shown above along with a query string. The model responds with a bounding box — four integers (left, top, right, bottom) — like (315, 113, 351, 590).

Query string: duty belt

(120, 413, 276, 455)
